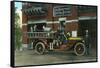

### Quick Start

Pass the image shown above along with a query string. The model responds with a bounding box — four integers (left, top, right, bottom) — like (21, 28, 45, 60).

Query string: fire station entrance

(78, 19, 97, 55)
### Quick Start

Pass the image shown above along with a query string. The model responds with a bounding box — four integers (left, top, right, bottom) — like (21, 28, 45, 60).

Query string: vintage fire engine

(27, 21, 86, 56)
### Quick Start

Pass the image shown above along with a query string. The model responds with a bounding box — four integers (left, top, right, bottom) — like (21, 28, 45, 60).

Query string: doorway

(78, 19, 97, 55)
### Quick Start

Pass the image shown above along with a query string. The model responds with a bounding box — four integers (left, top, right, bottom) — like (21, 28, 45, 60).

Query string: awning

(23, 7, 47, 16)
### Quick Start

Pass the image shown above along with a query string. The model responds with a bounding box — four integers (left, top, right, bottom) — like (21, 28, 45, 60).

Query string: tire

(74, 42, 86, 56)
(35, 42, 45, 54)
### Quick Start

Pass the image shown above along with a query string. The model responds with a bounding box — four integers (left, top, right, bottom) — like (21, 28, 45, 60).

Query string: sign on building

(53, 5, 72, 17)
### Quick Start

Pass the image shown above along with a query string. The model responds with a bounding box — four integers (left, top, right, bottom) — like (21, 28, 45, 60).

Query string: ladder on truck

(27, 32, 55, 39)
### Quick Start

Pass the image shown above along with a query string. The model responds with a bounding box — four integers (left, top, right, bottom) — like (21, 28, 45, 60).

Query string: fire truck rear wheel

(35, 42, 45, 54)
(74, 42, 85, 56)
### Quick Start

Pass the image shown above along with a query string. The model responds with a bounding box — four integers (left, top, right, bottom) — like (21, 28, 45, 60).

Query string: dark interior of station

(78, 19, 97, 55)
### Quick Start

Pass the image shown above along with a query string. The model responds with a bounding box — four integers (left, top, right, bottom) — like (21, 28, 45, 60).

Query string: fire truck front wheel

(74, 42, 86, 56)
(35, 42, 45, 54)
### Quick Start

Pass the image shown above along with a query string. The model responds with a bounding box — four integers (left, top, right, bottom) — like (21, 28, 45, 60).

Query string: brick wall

(22, 4, 79, 44)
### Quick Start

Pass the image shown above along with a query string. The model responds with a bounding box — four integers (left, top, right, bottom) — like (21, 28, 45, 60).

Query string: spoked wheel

(35, 42, 45, 54)
(74, 42, 86, 56)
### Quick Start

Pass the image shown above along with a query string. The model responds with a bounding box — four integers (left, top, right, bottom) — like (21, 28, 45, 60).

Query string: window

(78, 6, 97, 13)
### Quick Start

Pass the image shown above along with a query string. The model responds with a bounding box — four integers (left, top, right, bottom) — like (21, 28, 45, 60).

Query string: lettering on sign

(53, 5, 72, 17)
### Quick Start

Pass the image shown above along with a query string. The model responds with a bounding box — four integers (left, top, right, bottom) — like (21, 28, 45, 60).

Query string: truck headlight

(82, 40, 85, 43)
(47, 33, 50, 36)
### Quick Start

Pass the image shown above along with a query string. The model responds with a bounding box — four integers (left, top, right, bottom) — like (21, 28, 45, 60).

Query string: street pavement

(15, 49, 97, 66)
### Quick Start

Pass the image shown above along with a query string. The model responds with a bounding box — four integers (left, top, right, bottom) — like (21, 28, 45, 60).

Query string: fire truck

(27, 20, 86, 56)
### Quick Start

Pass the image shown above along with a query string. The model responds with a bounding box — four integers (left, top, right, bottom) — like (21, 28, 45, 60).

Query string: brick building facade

(22, 2, 97, 48)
